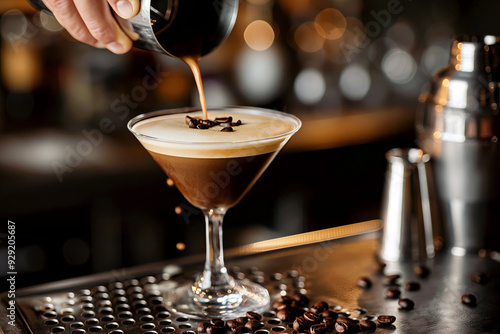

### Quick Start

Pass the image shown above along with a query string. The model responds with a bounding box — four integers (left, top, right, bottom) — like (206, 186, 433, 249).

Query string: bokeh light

(382, 49, 417, 84)
(244, 20, 275, 51)
(385, 20, 416, 51)
(294, 22, 325, 53)
(294, 69, 326, 105)
(40, 10, 63, 32)
(236, 47, 285, 104)
(314, 8, 347, 40)
(339, 64, 371, 100)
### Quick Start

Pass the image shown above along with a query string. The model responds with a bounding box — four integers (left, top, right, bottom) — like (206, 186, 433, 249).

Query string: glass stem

(199, 208, 233, 290)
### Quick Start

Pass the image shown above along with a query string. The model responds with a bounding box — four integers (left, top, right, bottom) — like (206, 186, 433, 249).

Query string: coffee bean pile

(186, 115, 243, 131)
(197, 311, 263, 334)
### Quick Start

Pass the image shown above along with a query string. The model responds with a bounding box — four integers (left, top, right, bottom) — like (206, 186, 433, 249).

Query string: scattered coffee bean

(398, 298, 415, 310)
(322, 317, 336, 329)
(405, 281, 420, 291)
(335, 317, 358, 333)
(359, 320, 376, 332)
(231, 325, 248, 334)
(236, 317, 248, 324)
(292, 293, 309, 306)
(280, 295, 293, 305)
(461, 294, 477, 306)
(385, 287, 401, 299)
(197, 322, 211, 333)
(273, 302, 289, 311)
(293, 317, 309, 332)
(200, 119, 216, 127)
(211, 319, 224, 327)
(276, 309, 294, 321)
(234, 120, 242, 126)
(221, 127, 234, 132)
(322, 310, 338, 319)
(310, 324, 327, 334)
(220, 122, 233, 128)
(377, 315, 396, 325)
(310, 301, 329, 314)
(246, 311, 262, 321)
(303, 311, 321, 324)
(414, 264, 430, 278)
(374, 260, 386, 274)
(244, 319, 262, 330)
(357, 277, 372, 289)
(471, 272, 488, 284)
(206, 325, 225, 334)
(383, 274, 401, 286)
(197, 123, 209, 130)
(226, 320, 238, 329)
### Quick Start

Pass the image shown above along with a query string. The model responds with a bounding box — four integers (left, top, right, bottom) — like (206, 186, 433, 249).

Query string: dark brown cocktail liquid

(149, 151, 277, 209)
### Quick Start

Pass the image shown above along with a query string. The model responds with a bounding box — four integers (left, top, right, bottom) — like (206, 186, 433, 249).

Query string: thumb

(108, 0, 141, 19)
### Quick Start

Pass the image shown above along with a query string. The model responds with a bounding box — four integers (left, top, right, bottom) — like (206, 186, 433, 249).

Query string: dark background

(0, 0, 498, 289)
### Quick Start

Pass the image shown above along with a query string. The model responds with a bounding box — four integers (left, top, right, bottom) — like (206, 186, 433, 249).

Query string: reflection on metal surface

(226, 220, 382, 257)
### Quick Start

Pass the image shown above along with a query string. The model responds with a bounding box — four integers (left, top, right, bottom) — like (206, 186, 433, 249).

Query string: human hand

(42, 0, 140, 54)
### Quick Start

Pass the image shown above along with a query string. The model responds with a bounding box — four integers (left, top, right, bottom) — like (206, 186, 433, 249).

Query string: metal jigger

(417, 35, 500, 255)
(379, 148, 443, 262)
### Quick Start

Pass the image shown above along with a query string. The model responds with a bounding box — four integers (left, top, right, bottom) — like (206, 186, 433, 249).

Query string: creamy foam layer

(132, 110, 298, 158)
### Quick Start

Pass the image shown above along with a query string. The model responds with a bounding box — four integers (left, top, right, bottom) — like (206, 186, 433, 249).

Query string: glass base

(161, 279, 270, 319)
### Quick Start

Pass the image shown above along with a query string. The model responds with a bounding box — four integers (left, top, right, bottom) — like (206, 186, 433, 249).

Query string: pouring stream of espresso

(182, 56, 209, 120)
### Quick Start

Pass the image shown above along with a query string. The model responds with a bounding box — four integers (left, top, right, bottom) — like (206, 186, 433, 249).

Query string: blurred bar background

(0, 0, 498, 288)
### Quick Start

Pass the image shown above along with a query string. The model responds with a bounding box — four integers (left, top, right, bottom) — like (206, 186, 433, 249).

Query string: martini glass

(128, 107, 301, 318)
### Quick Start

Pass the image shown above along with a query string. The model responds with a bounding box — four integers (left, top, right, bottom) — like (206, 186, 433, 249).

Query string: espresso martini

(130, 109, 298, 209)
(128, 107, 300, 317)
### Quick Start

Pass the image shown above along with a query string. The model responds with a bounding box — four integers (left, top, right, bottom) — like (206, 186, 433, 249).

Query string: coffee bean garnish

(186, 115, 242, 130)
(471, 272, 488, 284)
(215, 116, 232, 123)
(244, 319, 262, 330)
(310, 301, 329, 314)
(310, 324, 327, 334)
(221, 127, 234, 132)
(206, 325, 225, 334)
(414, 264, 430, 278)
(293, 317, 309, 332)
(235, 317, 248, 325)
(277, 309, 294, 321)
(292, 293, 309, 306)
(405, 281, 420, 291)
(321, 310, 338, 319)
(377, 315, 396, 325)
(385, 287, 401, 299)
(398, 298, 415, 310)
(303, 311, 321, 324)
(461, 294, 477, 306)
(359, 319, 376, 332)
(197, 322, 211, 333)
(357, 277, 372, 289)
(383, 274, 401, 286)
(246, 311, 262, 321)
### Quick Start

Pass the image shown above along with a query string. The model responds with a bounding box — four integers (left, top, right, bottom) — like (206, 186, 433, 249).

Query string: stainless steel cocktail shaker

(28, 0, 238, 58)
(417, 35, 500, 254)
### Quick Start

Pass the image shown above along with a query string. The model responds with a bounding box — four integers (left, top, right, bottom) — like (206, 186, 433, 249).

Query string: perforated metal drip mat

(15, 266, 363, 334)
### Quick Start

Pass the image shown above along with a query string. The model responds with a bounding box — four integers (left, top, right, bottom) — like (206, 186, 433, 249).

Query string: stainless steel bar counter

(1, 221, 499, 334)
